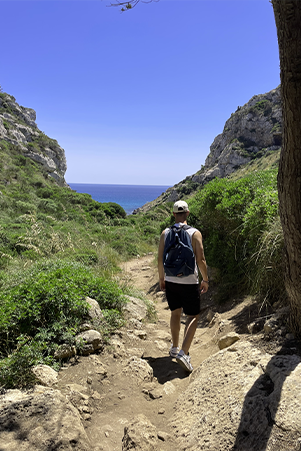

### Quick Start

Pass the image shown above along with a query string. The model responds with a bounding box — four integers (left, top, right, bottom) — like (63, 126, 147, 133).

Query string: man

(158, 200, 209, 373)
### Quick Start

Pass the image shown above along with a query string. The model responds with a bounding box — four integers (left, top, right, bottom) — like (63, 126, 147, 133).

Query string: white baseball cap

(173, 200, 189, 213)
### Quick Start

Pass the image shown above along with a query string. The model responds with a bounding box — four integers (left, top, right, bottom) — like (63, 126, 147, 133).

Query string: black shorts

(165, 281, 201, 316)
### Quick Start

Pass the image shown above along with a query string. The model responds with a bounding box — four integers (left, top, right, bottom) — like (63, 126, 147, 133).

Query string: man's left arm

(192, 230, 209, 293)
(158, 231, 166, 291)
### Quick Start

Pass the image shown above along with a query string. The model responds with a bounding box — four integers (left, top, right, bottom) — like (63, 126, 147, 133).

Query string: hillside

(134, 85, 282, 213)
(0, 90, 166, 394)
(0, 91, 146, 266)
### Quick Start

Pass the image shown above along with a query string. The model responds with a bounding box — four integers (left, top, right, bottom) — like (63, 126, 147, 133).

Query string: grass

(248, 217, 286, 307)
(229, 150, 280, 179)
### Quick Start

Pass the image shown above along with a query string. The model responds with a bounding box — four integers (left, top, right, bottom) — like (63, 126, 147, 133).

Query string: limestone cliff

(194, 85, 281, 183)
(0, 92, 67, 186)
(134, 86, 282, 213)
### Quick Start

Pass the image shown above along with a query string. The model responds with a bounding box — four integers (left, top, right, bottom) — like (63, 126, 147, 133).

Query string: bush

(100, 202, 127, 219)
(15, 200, 37, 214)
(0, 338, 46, 388)
(188, 169, 280, 300)
(0, 259, 127, 388)
(39, 198, 58, 213)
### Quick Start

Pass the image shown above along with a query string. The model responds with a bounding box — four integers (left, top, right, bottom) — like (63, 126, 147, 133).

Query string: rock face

(134, 86, 282, 213)
(0, 92, 67, 186)
(170, 340, 301, 451)
(197, 86, 282, 184)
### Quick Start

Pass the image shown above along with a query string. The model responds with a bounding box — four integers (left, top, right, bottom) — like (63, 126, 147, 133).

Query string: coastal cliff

(0, 92, 67, 186)
(134, 86, 282, 213)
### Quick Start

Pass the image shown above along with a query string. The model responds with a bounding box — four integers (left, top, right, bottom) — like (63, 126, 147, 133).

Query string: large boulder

(218, 332, 240, 350)
(76, 330, 102, 355)
(170, 341, 301, 451)
(123, 295, 147, 321)
(54, 343, 76, 360)
(0, 386, 91, 451)
(31, 364, 58, 386)
(122, 414, 158, 451)
(123, 356, 153, 383)
(85, 297, 104, 322)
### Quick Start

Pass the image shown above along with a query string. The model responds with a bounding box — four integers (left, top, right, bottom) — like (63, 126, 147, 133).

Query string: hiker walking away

(158, 200, 209, 373)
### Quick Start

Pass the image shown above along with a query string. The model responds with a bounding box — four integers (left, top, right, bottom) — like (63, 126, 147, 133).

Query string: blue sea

(68, 183, 171, 215)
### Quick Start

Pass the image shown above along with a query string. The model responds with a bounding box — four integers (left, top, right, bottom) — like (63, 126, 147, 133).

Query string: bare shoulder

(158, 230, 166, 251)
(191, 229, 203, 240)
(160, 229, 167, 239)
(191, 229, 204, 253)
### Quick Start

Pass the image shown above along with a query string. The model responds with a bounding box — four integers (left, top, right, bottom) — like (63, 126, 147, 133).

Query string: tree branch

(109, 0, 159, 12)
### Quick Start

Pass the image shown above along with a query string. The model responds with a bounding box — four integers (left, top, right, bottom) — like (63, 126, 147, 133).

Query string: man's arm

(158, 231, 166, 291)
(192, 230, 209, 293)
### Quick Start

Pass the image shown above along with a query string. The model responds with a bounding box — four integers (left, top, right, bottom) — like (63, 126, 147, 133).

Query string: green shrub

(15, 155, 27, 167)
(188, 168, 280, 300)
(37, 187, 53, 198)
(39, 198, 58, 213)
(0, 259, 127, 388)
(15, 200, 37, 213)
(101, 309, 126, 339)
(251, 99, 272, 116)
(0, 338, 45, 388)
(242, 189, 279, 246)
(101, 202, 126, 219)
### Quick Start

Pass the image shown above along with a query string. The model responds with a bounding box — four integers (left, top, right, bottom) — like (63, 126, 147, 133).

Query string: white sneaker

(176, 350, 193, 373)
(169, 346, 180, 358)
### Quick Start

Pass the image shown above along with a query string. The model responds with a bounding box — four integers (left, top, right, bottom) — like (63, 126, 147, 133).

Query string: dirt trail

(57, 254, 254, 451)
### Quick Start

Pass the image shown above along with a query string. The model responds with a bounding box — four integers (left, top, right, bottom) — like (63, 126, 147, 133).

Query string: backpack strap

(171, 224, 192, 231)
(181, 224, 192, 231)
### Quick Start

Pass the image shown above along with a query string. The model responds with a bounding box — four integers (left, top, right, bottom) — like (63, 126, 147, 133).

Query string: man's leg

(181, 314, 199, 355)
(170, 308, 182, 348)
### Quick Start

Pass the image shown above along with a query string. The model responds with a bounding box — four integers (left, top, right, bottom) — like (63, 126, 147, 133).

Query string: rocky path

(55, 254, 254, 451)
(2, 255, 300, 451)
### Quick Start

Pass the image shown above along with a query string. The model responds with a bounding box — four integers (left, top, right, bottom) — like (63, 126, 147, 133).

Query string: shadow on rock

(232, 345, 301, 451)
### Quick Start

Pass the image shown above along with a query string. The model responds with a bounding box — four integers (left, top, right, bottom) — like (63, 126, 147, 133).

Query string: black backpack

(163, 225, 195, 277)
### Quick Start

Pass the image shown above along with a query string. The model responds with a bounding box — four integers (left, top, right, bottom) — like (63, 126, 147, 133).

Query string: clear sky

(1, 0, 280, 186)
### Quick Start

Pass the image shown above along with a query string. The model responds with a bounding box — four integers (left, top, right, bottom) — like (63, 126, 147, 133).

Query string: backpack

(163, 225, 195, 277)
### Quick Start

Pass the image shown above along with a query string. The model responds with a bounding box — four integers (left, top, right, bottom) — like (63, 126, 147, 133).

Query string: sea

(68, 183, 171, 215)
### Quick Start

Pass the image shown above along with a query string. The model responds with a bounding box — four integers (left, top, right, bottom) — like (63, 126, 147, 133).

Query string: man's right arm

(158, 231, 166, 291)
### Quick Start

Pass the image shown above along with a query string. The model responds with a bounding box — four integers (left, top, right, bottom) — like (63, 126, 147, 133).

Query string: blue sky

(1, 0, 280, 186)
